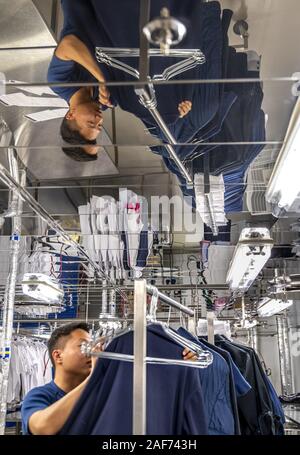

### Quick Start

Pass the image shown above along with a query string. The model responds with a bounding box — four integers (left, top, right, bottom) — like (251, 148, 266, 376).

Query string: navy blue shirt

(60, 324, 208, 435)
(21, 381, 66, 435)
(47, 56, 98, 104)
(177, 327, 235, 435)
(199, 339, 252, 398)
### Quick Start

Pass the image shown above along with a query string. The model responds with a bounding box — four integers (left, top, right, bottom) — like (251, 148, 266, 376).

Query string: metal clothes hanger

(146, 287, 213, 366)
(82, 286, 212, 367)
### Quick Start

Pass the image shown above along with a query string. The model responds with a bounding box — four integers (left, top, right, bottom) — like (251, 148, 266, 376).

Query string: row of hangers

(82, 288, 214, 369)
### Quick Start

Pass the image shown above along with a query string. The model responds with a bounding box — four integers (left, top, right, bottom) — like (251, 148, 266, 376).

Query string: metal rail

(147, 285, 194, 316)
(0, 150, 25, 434)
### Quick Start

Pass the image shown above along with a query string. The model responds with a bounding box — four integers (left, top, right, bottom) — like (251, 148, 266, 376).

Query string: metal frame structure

(0, 147, 201, 430)
(133, 280, 147, 434)
(0, 0, 293, 436)
(203, 154, 219, 237)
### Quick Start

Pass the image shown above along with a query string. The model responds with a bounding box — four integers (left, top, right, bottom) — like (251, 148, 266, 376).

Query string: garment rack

(83, 280, 199, 435)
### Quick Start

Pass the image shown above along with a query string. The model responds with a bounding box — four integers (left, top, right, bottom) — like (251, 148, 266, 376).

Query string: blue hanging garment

(60, 324, 209, 435)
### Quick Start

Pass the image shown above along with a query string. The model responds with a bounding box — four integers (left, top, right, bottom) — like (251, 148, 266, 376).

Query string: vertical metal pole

(135, 1, 195, 186)
(51, 0, 62, 40)
(276, 314, 294, 395)
(101, 280, 108, 314)
(249, 327, 258, 351)
(133, 279, 147, 435)
(50, 0, 58, 34)
(111, 108, 119, 168)
(138, 0, 151, 83)
(204, 154, 218, 237)
(85, 282, 90, 323)
(0, 150, 25, 434)
(207, 311, 215, 345)
(109, 268, 116, 317)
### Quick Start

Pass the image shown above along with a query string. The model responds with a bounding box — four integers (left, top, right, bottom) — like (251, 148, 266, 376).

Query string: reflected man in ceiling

(47, 0, 201, 162)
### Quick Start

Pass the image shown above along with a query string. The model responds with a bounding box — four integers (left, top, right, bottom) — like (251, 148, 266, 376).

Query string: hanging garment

(146, 1, 226, 178)
(194, 173, 228, 230)
(78, 203, 97, 265)
(170, 26, 265, 214)
(94, 196, 110, 269)
(214, 335, 280, 435)
(48, 254, 82, 319)
(119, 188, 152, 278)
(78, 191, 151, 280)
(21, 380, 66, 435)
(229, 341, 285, 435)
(177, 327, 235, 435)
(12, 304, 65, 318)
(60, 324, 209, 435)
(8, 338, 52, 411)
(0, 237, 31, 284)
(192, 48, 265, 213)
(199, 338, 252, 436)
(153, 7, 233, 195)
(106, 197, 123, 278)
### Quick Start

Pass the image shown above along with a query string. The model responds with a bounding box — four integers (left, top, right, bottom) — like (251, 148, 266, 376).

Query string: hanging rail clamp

(233, 20, 249, 50)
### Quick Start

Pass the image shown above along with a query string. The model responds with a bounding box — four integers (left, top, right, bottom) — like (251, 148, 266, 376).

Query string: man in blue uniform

(47, 0, 222, 162)
(21, 322, 197, 435)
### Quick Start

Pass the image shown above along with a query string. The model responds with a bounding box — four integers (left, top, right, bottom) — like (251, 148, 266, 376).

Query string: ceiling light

(266, 98, 300, 216)
(226, 228, 273, 295)
(257, 298, 293, 317)
(234, 319, 258, 330)
(22, 273, 64, 304)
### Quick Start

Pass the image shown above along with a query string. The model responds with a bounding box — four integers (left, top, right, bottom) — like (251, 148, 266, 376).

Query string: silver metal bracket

(233, 20, 249, 50)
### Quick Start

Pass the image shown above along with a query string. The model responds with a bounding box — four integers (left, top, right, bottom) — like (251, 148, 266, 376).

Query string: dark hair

(47, 322, 90, 368)
(62, 146, 98, 162)
(60, 117, 98, 162)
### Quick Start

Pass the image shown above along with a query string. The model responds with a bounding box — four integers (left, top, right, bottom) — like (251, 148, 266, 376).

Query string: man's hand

(182, 348, 197, 361)
(98, 82, 113, 108)
(55, 34, 113, 108)
(90, 338, 106, 373)
(178, 100, 192, 118)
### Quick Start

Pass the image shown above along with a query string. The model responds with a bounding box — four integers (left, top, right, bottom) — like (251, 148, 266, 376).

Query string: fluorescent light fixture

(226, 228, 273, 295)
(234, 319, 258, 330)
(266, 98, 300, 216)
(257, 298, 293, 317)
(22, 273, 64, 304)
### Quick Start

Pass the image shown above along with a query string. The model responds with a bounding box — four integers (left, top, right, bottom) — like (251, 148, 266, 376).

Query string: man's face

(72, 101, 103, 141)
(55, 329, 92, 378)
